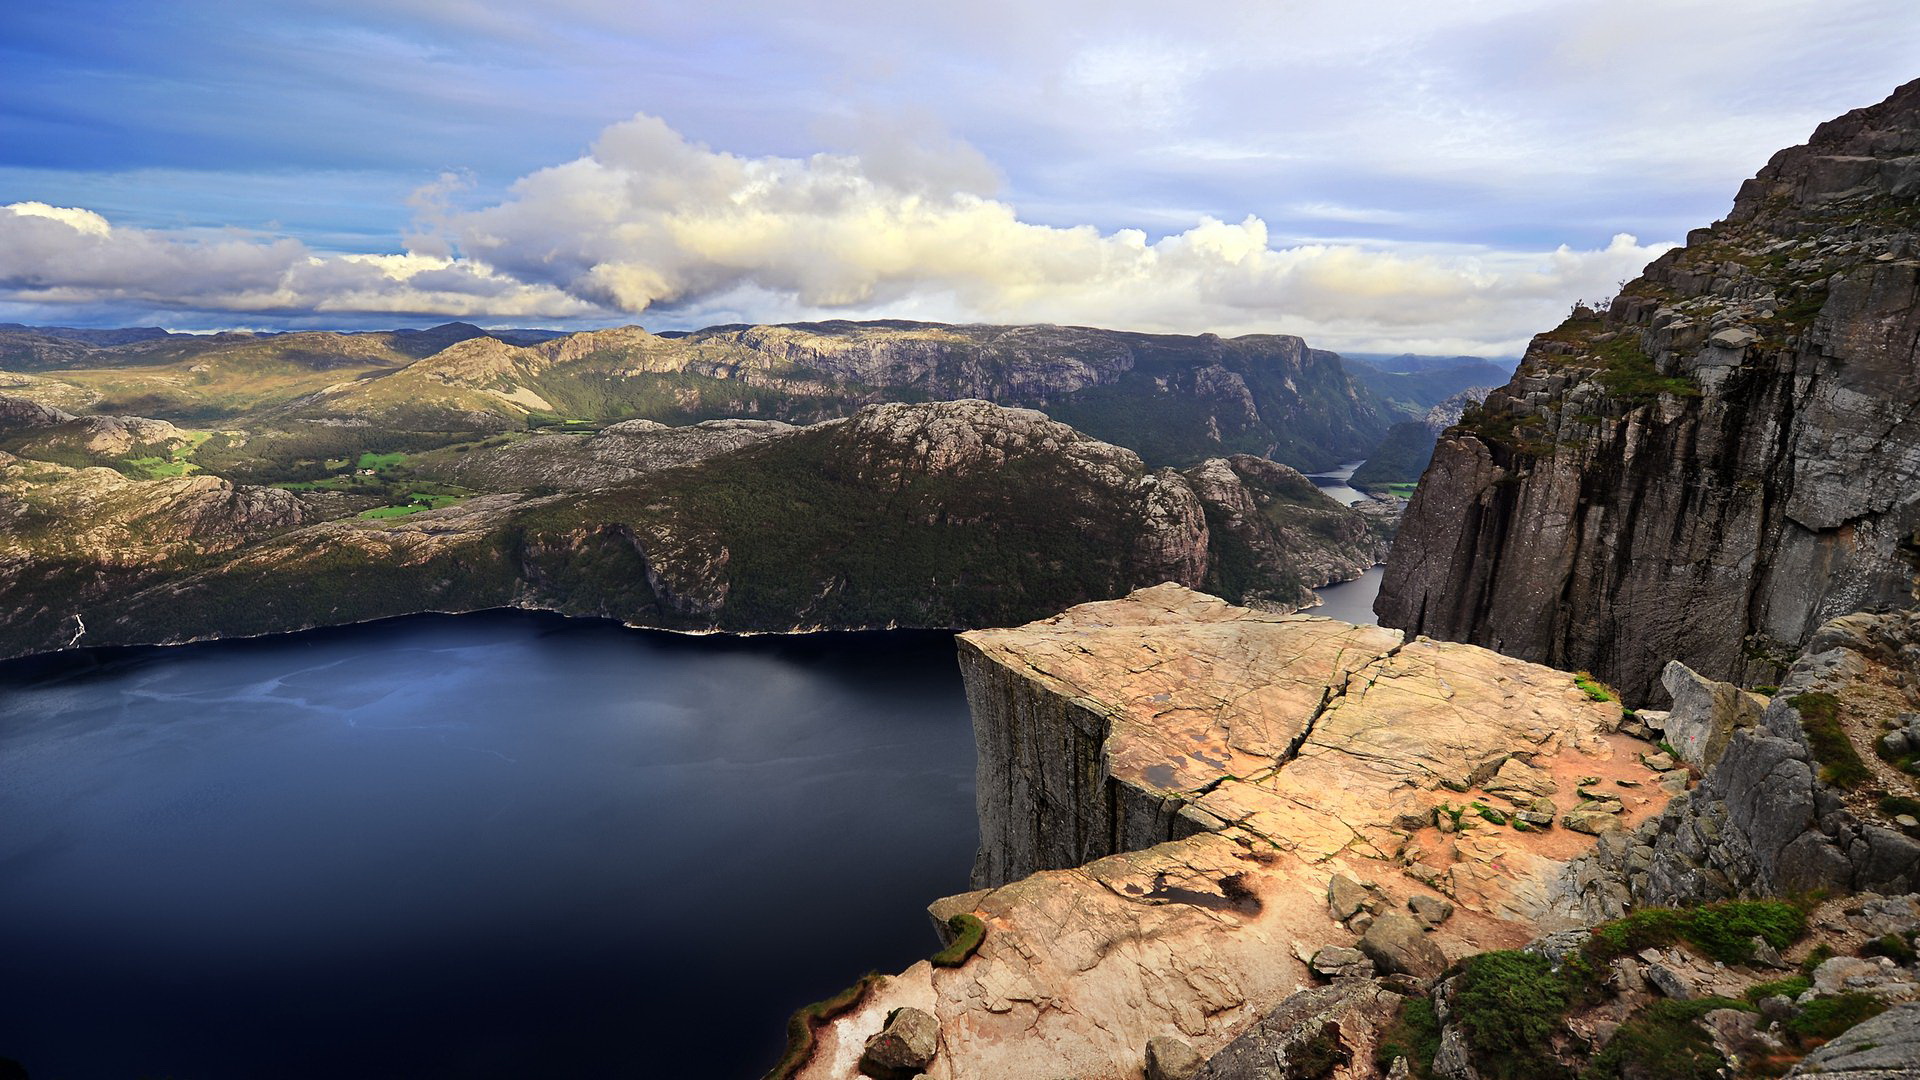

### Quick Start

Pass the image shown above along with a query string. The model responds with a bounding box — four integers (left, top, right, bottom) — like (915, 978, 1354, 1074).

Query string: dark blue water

(0, 614, 978, 1080)
(1313, 567, 1384, 626)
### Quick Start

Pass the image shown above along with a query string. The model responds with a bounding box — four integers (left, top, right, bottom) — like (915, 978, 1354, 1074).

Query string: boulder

(1563, 807, 1625, 836)
(861, 1007, 939, 1076)
(1310, 945, 1375, 980)
(1409, 895, 1455, 928)
(1484, 758, 1558, 804)
(1146, 1035, 1204, 1080)
(1660, 661, 1765, 768)
(1328, 873, 1372, 922)
(1358, 914, 1448, 981)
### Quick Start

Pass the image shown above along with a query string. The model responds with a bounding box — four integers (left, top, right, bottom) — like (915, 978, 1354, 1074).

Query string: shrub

(1862, 933, 1917, 965)
(930, 914, 986, 967)
(1791, 692, 1870, 789)
(1784, 993, 1887, 1047)
(1587, 901, 1806, 965)
(1582, 999, 1745, 1080)
(1375, 996, 1441, 1079)
(1453, 951, 1576, 1080)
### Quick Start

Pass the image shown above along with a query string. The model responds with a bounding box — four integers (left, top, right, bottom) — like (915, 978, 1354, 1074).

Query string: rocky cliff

(1378, 80, 1920, 702)
(796, 585, 1674, 1079)
(1558, 606, 1920, 923)
(0, 401, 1384, 660)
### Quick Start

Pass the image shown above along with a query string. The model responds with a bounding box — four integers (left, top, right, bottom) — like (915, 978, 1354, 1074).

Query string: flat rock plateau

(795, 584, 1670, 1079)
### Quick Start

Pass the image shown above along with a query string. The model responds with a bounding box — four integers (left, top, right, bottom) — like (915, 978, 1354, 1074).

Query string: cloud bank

(3, 111, 1674, 352)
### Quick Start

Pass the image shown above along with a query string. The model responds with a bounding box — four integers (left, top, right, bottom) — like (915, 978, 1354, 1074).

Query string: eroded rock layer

(798, 585, 1676, 1079)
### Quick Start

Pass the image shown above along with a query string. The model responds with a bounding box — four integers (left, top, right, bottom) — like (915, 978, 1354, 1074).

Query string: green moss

(764, 972, 885, 1080)
(1877, 793, 1920, 818)
(1586, 901, 1806, 965)
(1791, 692, 1871, 789)
(930, 914, 986, 968)
(1374, 996, 1440, 1079)
(1573, 673, 1615, 702)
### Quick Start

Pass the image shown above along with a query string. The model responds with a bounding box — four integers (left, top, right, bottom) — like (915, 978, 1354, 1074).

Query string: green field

(356, 491, 468, 520)
(121, 430, 214, 479)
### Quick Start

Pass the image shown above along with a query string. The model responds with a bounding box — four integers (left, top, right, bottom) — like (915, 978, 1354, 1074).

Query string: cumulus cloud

(0, 201, 596, 320)
(2, 110, 1675, 352)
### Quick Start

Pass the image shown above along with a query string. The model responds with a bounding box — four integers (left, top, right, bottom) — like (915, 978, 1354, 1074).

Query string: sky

(1, 0, 1914, 355)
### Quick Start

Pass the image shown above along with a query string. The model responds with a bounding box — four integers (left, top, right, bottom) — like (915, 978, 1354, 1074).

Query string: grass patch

(930, 914, 985, 968)
(1587, 900, 1807, 965)
(356, 450, 409, 471)
(1862, 933, 1917, 965)
(1743, 975, 1811, 1003)
(1375, 996, 1441, 1079)
(1590, 333, 1700, 402)
(1574, 672, 1615, 703)
(1877, 793, 1920, 818)
(764, 972, 885, 1080)
(1790, 692, 1870, 789)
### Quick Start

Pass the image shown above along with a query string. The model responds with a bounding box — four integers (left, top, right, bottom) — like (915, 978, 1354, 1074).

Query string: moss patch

(1791, 692, 1870, 789)
(1586, 900, 1807, 965)
(764, 972, 885, 1080)
(930, 914, 985, 968)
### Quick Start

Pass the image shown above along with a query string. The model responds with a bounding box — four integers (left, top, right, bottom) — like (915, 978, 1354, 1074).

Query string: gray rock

(1146, 1035, 1204, 1080)
(1646, 962, 1696, 1000)
(1359, 914, 1448, 981)
(1564, 807, 1625, 836)
(1430, 1024, 1478, 1080)
(1192, 979, 1396, 1080)
(1410, 894, 1456, 928)
(1309, 945, 1375, 980)
(861, 1006, 940, 1075)
(1661, 660, 1766, 768)
(1328, 873, 1371, 922)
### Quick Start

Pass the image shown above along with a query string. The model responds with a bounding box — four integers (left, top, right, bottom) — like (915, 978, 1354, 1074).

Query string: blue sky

(1, 0, 1915, 353)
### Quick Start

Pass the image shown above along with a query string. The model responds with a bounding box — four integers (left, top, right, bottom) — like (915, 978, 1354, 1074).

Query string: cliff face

(0, 401, 1381, 659)
(1378, 80, 1920, 702)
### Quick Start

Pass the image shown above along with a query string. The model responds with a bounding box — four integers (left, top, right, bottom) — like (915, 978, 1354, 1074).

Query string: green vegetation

(930, 914, 986, 968)
(1582, 998, 1748, 1080)
(1862, 932, 1917, 965)
(1877, 793, 1920, 818)
(1574, 673, 1615, 703)
(356, 492, 466, 520)
(1783, 993, 1888, 1047)
(1790, 692, 1870, 789)
(1589, 333, 1700, 402)
(1586, 900, 1806, 965)
(1451, 951, 1578, 1080)
(764, 972, 885, 1080)
(1743, 975, 1811, 1003)
(1374, 996, 1441, 1079)
(1349, 421, 1437, 489)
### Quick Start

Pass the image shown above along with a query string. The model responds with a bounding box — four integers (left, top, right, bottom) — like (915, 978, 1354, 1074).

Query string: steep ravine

(1378, 79, 1920, 702)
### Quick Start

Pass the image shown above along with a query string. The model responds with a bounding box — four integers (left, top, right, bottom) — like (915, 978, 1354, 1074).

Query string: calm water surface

(1304, 459, 1369, 507)
(1313, 567, 1384, 626)
(0, 614, 978, 1080)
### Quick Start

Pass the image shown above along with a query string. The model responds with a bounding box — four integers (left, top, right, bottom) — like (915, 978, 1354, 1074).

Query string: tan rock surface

(799, 584, 1675, 1080)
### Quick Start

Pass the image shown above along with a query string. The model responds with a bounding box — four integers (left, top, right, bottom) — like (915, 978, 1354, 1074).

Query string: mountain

(0, 399, 1385, 660)
(1378, 79, 1920, 702)
(1344, 351, 1519, 374)
(1341, 354, 1510, 422)
(0, 319, 1401, 470)
(1348, 388, 1495, 491)
(288, 320, 1394, 470)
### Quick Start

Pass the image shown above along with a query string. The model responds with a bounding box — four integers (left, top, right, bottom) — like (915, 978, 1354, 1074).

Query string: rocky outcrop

(1378, 79, 1920, 702)
(1556, 608, 1920, 920)
(799, 585, 1672, 1079)
(0, 402, 1380, 659)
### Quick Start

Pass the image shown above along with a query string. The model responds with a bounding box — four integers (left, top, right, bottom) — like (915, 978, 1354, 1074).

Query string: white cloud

(1, 113, 1677, 352)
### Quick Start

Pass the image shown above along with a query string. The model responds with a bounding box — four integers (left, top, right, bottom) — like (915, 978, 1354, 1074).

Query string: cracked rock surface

(797, 584, 1674, 1080)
